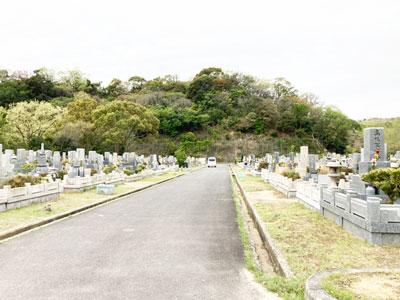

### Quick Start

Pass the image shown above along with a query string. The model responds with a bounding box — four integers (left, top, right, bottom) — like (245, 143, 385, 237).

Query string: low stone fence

(261, 169, 297, 197)
(259, 167, 400, 245)
(321, 188, 400, 245)
(296, 180, 328, 211)
(63, 166, 179, 193)
(0, 180, 62, 212)
(63, 172, 125, 193)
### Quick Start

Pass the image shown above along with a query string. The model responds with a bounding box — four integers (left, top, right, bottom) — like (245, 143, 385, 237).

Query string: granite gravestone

(14, 149, 27, 173)
(359, 128, 390, 173)
(76, 148, 85, 161)
(87, 151, 98, 170)
(35, 144, 48, 174)
(308, 154, 317, 174)
(299, 146, 308, 179)
(104, 152, 111, 166)
(351, 153, 361, 172)
(274, 152, 279, 164)
(53, 151, 62, 170)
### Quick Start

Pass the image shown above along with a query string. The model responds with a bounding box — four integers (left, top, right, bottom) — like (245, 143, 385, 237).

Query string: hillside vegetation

(0, 67, 360, 160)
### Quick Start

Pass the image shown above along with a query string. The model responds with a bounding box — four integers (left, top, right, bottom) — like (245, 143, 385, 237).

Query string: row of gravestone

(0, 144, 183, 179)
(255, 127, 395, 177)
(243, 127, 399, 201)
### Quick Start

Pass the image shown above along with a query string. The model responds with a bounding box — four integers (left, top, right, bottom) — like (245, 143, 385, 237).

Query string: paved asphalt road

(0, 165, 274, 300)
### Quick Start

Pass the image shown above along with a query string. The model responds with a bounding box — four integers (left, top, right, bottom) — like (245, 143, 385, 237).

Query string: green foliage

(92, 100, 159, 153)
(66, 97, 98, 122)
(362, 168, 400, 204)
(51, 97, 74, 107)
(174, 148, 187, 167)
(281, 170, 301, 180)
(0, 67, 361, 155)
(179, 133, 211, 156)
(312, 107, 360, 153)
(6, 101, 64, 148)
(21, 161, 38, 171)
(4, 175, 42, 188)
(123, 169, 133, 176)
(102, 166, 115, 174)
(56, 170, 68, 179)
(135, 165, 146, 174)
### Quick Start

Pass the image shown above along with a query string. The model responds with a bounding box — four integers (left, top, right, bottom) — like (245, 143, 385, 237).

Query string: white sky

(1, 0, 399, 120)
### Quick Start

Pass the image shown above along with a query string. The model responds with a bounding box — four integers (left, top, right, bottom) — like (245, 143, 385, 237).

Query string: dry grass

(232, 165, 271, 192)
(254, 201, 400, 282)
(0, 172, 181, 232)
(323, 272, 400, 300)
(235, 171, 400, 299)
(239, 176, 272, 192)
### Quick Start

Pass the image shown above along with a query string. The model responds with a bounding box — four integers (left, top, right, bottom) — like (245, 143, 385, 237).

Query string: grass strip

(231, 174, 305, 300)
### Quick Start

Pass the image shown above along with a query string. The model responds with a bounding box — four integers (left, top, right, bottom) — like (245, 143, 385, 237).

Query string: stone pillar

(366, 197, 381, 223)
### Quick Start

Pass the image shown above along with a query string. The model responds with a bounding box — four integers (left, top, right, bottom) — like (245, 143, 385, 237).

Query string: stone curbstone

(229, 165, 294, 278)
(0, 173, 187, 242)
(305, 268, 400, 300)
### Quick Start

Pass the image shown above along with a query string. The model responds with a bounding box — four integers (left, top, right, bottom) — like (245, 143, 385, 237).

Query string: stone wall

(261, 169, 297, 197)
(320, 189, 400, 245)
(0, 180, 62, 212)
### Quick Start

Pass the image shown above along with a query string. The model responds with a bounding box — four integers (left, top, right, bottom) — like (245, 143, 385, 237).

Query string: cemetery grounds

(231, 165, 400, 300)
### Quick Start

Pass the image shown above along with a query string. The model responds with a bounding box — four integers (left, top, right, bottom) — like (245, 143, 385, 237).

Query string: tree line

(0, 67, 360, 156)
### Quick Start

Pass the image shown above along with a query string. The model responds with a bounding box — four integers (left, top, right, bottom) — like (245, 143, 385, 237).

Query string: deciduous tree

(92, 101, 159, 153)
(6, 101, 64, 148)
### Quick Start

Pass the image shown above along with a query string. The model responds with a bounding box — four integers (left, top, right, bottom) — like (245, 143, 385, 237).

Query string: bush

(4, 175, 42, 188)
(135, 165, 146, 174)
(258, 161, 269, 171)
(56, 170, 68, 179)
(21, 162, 37, 171)
(362, 168, 400, 204)
(123, 169, 133, 176)
(91, 169, 98, 176)
(174, 148, 187, 167)
(102, 166, 114, 174)
(281, 170, 300, 180)
(339, 167, 354, 175)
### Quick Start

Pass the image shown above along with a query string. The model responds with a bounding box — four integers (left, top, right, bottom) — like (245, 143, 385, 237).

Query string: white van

(207, 157, 217, 168)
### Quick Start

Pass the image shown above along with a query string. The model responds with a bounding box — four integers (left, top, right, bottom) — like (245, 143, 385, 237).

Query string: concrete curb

(229, 165, 294, 278)
(0, 172, 186, 242)
(305, 268, 400, 300)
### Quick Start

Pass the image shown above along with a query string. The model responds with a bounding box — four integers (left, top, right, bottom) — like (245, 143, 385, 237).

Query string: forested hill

(0, 67, 360, 161)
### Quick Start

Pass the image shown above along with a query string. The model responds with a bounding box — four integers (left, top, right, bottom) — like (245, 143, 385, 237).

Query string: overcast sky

(1, 0, 399, 120)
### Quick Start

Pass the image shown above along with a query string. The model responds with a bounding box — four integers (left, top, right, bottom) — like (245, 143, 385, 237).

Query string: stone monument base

(359, 161, 390, 174)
